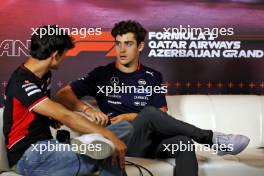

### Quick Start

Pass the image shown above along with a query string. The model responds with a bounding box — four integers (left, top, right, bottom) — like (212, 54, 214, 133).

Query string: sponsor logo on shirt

(107, 94, 122, 99)
(134, 96, 149, 100)
(134, 101, 140, 106)
(138, 79, 146, 86)
(146, 71, 154, 76)
(110, 77, 119, 85)
(46, 78, 51, 90)
(22, 81, 42, 96)
(134, 101, 148, 107)
(107, 100, 122, 105)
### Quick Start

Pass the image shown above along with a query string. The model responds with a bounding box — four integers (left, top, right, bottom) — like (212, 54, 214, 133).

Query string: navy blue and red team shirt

(3, 65, 53, 167)
(70, 62, 167, 117)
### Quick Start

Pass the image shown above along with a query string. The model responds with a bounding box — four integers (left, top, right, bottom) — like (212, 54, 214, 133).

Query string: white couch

(1, 95, 264, 176)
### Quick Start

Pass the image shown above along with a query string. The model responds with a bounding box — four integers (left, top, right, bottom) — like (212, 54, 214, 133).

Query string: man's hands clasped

(83, 108, 109, 126)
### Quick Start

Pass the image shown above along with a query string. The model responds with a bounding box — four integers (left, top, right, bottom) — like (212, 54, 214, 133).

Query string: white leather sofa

(1, 95, 264, 176)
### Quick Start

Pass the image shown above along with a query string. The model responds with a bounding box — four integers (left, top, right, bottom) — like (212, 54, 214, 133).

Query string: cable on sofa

(125, 160, 153, 176)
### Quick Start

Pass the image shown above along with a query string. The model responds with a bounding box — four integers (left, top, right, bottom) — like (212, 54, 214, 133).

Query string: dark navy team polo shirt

(70, 62, 167, 117)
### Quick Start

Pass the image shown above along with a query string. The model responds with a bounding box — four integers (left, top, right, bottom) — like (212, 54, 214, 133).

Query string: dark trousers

(126, 106, 213, 176)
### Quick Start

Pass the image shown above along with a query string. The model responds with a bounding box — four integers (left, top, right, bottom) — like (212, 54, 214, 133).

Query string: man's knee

(139, 106, 161, 120)
(176, 135, 194, 145)
(112, 121, 134, 142)
(119, 121, 134, 136)
(141, 106, 157, 113)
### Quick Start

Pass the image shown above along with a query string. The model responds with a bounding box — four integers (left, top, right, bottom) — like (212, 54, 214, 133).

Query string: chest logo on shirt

(138, 79, 146, 86)
(134, 101, 140, 106)
(110, 77, 119, 85)
(146, 71, 154, 77)
(134, 101, 148, 107)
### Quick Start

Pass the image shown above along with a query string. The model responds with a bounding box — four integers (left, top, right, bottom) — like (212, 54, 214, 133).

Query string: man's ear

(51, 51, 59, 61)
(138, 42, 145, 52)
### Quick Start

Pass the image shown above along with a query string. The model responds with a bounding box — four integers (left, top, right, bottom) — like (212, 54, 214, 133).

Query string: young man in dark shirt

(3, 25, 133, 176)
(56, 20, 250, 176)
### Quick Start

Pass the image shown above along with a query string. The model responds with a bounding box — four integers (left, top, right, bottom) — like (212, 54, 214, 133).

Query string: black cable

(126, 163, 143, 176)
(125, 160, 154, 176)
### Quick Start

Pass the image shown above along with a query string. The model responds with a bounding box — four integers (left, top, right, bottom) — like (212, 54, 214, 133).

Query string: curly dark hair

(111, 20, 147, 45)
(30, 25, 74, 60)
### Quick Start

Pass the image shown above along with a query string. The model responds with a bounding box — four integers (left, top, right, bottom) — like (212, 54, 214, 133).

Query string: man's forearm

(55, 85, 92, 112)
(33, 98, 116, 140)
(64, 110, 114, 138)
(123, 113, 138, 122)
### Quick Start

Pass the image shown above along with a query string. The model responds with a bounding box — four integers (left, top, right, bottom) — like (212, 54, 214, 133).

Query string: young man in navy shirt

(56, 20, 250, 176)
(3, 25, 133, 176)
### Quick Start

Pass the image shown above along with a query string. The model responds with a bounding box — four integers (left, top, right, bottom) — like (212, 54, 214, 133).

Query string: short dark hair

(30, 25, 74, 60)
(111, 20, 147, 45)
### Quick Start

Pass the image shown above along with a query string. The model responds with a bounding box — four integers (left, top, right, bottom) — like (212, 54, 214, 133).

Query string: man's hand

(110, 114, 127, 124)
(48, 116, 62, 129)
(111, 137, 127, 169)
(110, 113, 137, 124)
(99, 129, 127, 169)
(83, 108, 109, 126)
(50, 120, 63, 129)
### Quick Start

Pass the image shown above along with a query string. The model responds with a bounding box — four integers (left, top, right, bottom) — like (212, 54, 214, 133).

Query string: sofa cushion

(166, 95, 264, 148)
(164, 148, 264, 176)
(125, 157, 174, 176)
(0, 172, 20, 176)
(197, 149, 264, 176)
(0, 108, 9, 172)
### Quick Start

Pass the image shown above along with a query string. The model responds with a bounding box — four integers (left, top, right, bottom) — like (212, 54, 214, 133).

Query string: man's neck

(116, 61, 139, 73)
(24, 57, 50, 79)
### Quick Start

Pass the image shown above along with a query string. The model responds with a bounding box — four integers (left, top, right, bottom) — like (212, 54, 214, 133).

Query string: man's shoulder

(89, 62, 115, 75)
(7, 67, 25, 88)
(141, 64, 163, 78)
(5, 67, 36, 97)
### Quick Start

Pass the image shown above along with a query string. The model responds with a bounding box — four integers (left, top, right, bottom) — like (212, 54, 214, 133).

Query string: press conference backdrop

(0, 0, 264, 107)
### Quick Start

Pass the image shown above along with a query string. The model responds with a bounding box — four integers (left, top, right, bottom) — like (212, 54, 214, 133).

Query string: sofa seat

(0, 157, 174, 176)
(1, 149, 264, 176)
(166, 148, 264, 176)
(0, 172, 21, 176)
(125, 157, 174, 175)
